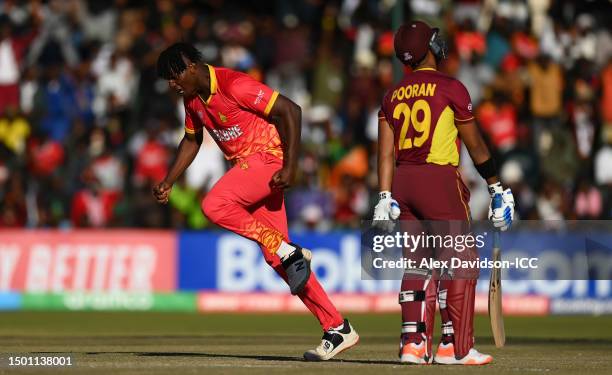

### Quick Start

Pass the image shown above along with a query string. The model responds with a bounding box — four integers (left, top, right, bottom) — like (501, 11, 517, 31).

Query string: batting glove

(488, 182, 515, 231)
(373, 191, 401, 231)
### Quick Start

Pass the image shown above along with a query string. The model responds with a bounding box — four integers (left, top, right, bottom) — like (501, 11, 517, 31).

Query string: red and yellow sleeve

(185, 112, 195, 134)
(184, 105, 203, 134)
(229, 72, 279, 117)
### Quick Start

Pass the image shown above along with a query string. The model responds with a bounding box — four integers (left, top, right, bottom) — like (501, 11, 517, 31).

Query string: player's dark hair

(157, 43, 203, 80)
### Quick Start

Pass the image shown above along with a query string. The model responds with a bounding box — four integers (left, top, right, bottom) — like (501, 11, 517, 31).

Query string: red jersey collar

(199, 64, 217, 105)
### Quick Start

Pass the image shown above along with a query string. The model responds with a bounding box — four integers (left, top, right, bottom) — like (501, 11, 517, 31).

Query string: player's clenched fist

(270, 166, 296, 190)
(152, 181, 173, 204)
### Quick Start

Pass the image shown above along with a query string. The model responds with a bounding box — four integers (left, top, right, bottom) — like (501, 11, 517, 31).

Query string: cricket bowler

(153, 43, 358, 361)
(374, 21, 515, 364)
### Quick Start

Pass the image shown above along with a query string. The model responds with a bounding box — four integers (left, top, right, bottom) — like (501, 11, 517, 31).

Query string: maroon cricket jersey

(379, 68, 474, 166)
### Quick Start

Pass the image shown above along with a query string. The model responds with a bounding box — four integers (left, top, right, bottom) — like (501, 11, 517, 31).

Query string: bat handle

(493, 230, 501, 249)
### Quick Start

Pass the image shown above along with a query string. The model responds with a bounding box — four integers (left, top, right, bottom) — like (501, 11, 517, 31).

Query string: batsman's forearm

(163, 137, 200, 185)
(377, 119, 395, 192)
(378, 153, 394, 192)
(458, 121, 499, 184)
(466, 141, 492, 167)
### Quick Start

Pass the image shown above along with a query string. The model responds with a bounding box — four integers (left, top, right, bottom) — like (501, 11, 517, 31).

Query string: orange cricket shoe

(433, 342, 493, 365)
(399, 339, 432, 364)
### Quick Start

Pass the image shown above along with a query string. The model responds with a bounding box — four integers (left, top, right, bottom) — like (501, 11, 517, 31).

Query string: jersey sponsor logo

(211, 125, 243, 142)
(467, 103, 473, 112)
(254, 89, 265, 105)
(391, 83, 437, 102)
(218, 112, 227, 123)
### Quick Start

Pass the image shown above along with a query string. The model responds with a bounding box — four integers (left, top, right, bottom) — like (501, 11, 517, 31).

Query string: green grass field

(0, 312, 611, 374)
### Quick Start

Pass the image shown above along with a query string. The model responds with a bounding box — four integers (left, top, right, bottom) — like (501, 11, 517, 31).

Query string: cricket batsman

(374, 21, 515, 364)
(153, 43, 358, 360)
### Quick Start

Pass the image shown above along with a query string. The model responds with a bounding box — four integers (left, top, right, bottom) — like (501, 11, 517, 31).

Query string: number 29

(393, 99, 431, 150)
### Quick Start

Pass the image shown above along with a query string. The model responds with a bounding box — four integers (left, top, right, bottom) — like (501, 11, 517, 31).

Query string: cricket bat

(488, 231, 505, 348)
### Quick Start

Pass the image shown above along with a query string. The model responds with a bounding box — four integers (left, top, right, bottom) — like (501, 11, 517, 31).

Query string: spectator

(311, 46, 345, 109)
(0, 1, 610, 228)
(88, 128, 124, 194)
(287, 183, 335, 231)
(539, 20, 572, 67)
(92, 52, 136, 119)
(455, 19, 486, 62)
(536, 179, 568, 220)
(70, 176, 119, 228)
(574, 179, 602, 219)
(70, 45, 97, 126)
(457, 54, 494, 106)
(490, 53, 525, 107)
(569, 99, 596, 162)
(27, 130, 64, 178)
(0, 170, 27, 227)
(0, 105, 30, 156)
(600, 59, 612, 143)
(594, 144, 612, 186)
(526, 54, 564, 152)
(168, 176, 207, 229)
(0, 15, 35, 115)
(133, 121, 169, 188)
(476, 91, 518, 155)
(500, 159, 536, 219)
(34, 64, 77, 142)
(483, 19, 511, 69)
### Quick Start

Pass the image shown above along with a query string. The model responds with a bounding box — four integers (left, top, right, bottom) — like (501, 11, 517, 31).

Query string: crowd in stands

(0, 0, 611, 230)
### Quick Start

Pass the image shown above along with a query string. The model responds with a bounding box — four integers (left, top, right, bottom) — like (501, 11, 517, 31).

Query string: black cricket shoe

(303, 319, 360, 361)
(281, 243, 312, 295)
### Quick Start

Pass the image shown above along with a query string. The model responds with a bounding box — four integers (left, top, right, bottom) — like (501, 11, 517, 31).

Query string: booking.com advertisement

(0, 224, 611, 315)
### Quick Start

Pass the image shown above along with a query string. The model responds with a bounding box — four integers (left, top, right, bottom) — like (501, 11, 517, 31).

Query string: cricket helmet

(394, 21, 447, 66)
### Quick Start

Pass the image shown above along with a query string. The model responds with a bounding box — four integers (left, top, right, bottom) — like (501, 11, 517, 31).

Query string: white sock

(332, 322, 344, 331)
(276, 241, 296, 260)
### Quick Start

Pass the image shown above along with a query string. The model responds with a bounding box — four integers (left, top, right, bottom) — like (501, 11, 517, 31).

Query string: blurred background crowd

(0, 0, 611, 230)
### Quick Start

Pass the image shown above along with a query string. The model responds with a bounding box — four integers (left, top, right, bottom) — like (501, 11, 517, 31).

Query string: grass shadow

(136, 352, 400, 365)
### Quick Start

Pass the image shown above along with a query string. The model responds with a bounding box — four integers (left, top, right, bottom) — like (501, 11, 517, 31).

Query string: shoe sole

(400, 354, 431, 365)
(434, 355, 493, 365)
(303, 330, 360, 361)
(290, 249, 312, 295)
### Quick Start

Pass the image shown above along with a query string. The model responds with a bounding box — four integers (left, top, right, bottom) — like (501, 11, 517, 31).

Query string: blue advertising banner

(178, 230, 612, 302)
(478, 230, 612, 299)
(179, 231, 399, 293)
